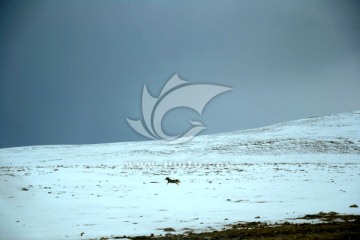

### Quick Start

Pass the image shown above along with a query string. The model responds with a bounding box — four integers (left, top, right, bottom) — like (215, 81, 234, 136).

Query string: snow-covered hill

(1, 111, 360, 239)
(2, 110, 360, 165)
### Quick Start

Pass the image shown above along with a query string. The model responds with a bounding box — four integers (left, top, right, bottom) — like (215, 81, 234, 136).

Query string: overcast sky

(1, 0, 359, 148)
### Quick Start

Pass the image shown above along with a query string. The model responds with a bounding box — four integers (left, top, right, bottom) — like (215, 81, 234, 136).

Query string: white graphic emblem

(126, 74, 231, 143)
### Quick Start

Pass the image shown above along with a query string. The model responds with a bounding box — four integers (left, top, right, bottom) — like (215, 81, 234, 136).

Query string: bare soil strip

(95, 213, 360, 240)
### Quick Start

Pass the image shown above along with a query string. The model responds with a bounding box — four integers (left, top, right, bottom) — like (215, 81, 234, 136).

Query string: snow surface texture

(1, 111, 360, 240)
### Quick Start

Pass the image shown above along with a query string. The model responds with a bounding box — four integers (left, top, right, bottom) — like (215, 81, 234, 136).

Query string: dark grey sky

(1, 0, 359, 148)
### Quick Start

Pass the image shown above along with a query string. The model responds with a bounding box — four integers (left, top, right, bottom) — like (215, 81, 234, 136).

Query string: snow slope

(1, 111, 360, 239)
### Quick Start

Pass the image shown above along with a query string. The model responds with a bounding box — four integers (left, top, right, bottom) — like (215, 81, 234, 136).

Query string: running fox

(165, 177, 180, 185)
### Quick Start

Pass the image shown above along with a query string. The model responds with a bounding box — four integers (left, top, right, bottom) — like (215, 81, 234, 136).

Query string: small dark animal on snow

(165, 177, 180, 185)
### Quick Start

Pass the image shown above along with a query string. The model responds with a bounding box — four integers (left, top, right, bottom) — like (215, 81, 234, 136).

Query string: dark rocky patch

(101, 213, 360, 240)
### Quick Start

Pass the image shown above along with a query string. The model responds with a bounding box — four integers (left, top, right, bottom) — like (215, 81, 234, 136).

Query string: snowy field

(1, 111, 360, 239)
